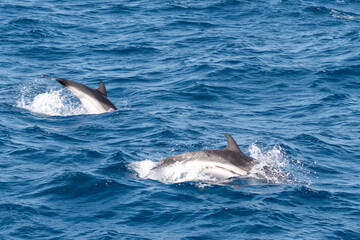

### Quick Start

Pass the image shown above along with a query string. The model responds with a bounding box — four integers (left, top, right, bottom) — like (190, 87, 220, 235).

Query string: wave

(305, 6, 356, 21)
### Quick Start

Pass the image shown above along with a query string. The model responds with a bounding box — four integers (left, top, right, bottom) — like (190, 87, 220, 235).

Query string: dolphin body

(158, 134, 254, 179)
(44, 75, 117, 114)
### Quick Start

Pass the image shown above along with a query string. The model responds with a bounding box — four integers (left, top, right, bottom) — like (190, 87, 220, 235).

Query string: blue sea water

(1, 0, 360, 239)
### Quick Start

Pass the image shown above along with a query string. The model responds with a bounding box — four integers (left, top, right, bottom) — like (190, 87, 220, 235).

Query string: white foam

(247, 143, 290, 184)
(330, 9, 355, 21)
(17, 86, 87, 116)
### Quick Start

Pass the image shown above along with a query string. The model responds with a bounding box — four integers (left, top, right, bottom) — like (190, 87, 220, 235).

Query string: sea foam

(17, 85, 87, 116)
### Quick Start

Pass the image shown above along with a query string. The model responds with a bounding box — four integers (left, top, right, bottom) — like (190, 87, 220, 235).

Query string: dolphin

(44, 75, 117, 114)
(158, 134, 254, 179)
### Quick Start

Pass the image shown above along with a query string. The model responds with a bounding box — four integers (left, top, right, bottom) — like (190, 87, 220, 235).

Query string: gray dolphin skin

(159, 134, 254, 178)
(44, 75, 117, 114)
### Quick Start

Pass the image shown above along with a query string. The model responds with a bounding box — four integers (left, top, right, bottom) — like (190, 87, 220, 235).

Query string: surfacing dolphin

(44, 75, 117, 114)
(158, 134, 254, 179)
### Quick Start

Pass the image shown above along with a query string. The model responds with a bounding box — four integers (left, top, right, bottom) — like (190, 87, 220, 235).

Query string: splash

(129, 144, 300, 186)
(17, 85, 87, 116)
(247, 144, 291, 184)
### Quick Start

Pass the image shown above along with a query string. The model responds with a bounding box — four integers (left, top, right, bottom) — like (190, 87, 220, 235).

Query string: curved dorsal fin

(96, 81, 107, 96)
(224, 133, 242, 153)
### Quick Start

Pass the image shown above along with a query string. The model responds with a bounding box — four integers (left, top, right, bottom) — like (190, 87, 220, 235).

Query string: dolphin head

(56, 78, 71, 87)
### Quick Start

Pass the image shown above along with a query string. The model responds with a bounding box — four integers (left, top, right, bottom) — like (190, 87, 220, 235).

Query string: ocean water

(1, 0, 360, 239)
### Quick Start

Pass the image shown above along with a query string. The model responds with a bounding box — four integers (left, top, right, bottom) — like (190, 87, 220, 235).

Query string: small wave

(9, 17, 40, 25)
(92, 45, 159, 56)
(27, 29, 57, 39)
(330, 9, 355, 21)
(17, 84, 87, 116)
(321, 93, 349, 102)
(306, 6, 356, 21)
(169, 20, 215, 28)
(129, 144, 301, 186)
(103, 4, 133, 14)
(30, 171, 127, 200)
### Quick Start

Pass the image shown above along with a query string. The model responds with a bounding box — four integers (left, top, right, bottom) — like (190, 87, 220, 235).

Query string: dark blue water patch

(324, 65, 360, 78)
(290, 134, 347, 157)
(1, 3, 52, 18)
(0, 203, 63, 239)
(25, 29, 59, 39)
(9, 17, 41, 25)
(168, 20, 216, 29)
(26, 171, 126, 201)
(91, 45, 160, 56)
(93, 161, 131, 177)
(320, 93, 350, 103)
(9, 45, 75, 61)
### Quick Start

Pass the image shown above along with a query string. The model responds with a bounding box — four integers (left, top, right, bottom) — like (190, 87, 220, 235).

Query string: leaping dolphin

(44, 75, 117, 114)
(158, 134, 254, 179)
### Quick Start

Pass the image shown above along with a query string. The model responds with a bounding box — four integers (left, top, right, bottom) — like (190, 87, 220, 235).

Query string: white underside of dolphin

(169, 160, 248, 179)
(135, 134, 255, 183)
(66, 86, 111, 114)
(131, 158, 250, 185)
(160, 151, 249, 179)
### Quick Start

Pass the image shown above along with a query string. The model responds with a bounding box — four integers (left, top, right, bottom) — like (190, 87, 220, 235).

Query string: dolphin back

(159, 134, 254, 174)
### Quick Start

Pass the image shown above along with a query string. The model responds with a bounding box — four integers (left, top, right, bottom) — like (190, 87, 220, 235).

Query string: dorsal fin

(96, 81, 107, 96)
(224, 133, 242, 153)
